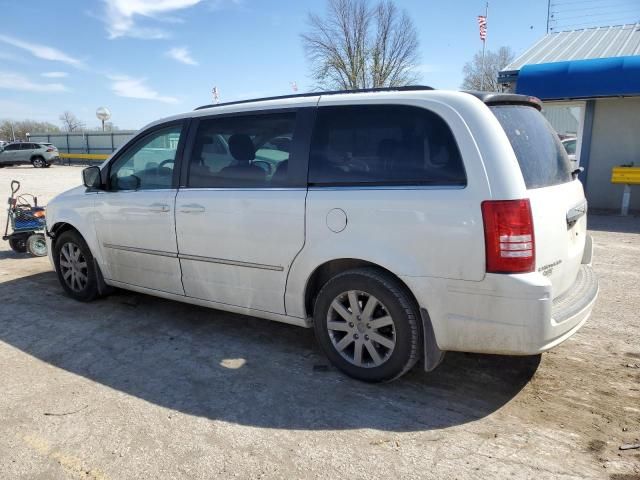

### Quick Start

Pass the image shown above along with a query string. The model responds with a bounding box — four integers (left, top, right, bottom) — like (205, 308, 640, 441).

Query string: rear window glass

(491, 106, 572, 189)
(309, 105, 466, 186)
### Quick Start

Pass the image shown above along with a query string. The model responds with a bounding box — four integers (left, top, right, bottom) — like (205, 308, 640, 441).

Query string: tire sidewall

(313, 270, 420, 382)
(32, 156, 45, 168)
(8, 234, 29, 253)
(26, 233, 47, 257)
(53, 231, 99, 301)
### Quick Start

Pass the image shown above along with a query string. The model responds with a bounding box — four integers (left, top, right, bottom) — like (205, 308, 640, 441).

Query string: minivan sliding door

(175, 107, 315, 315)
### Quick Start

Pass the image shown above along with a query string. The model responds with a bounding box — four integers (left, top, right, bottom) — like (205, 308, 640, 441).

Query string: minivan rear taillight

(481, 199, 535, 273)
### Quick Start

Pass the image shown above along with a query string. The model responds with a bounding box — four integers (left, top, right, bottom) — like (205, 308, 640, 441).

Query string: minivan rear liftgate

(490, 104, 588, 300)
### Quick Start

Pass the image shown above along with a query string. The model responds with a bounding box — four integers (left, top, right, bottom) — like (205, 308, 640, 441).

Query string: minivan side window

(109, 124, 182, 191)
(308, 105, 466, 186)
(187, 112, 297, 188)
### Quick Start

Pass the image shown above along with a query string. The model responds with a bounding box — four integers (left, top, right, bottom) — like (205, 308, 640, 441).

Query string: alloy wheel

(59, 242, 89, 292)
(326, 290, 396, 368)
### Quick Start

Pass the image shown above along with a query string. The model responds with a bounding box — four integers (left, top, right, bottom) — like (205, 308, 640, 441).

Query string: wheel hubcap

(59, 242, 88, 292)
(326, 290, 396, 368)
(31, 238, 47, 256)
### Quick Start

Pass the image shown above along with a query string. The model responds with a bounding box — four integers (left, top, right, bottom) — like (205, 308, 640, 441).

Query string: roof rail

(194, 85, 435, 111)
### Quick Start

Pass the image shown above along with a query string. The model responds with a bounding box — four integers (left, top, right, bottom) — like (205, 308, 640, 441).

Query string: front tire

(27, 233, 47, 257)
(313, 268, 422, 382)
(53, 230, 99, 301)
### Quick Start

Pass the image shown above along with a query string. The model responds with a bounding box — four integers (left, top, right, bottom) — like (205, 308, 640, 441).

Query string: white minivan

(45, 87, 598, 382)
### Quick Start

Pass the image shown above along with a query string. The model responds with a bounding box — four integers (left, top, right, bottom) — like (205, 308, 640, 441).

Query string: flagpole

(480, 1, 488, 90)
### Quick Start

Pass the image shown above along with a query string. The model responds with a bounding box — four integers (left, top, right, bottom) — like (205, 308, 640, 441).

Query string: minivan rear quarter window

(309, 105, 466, 186)
(490, 105, 572, 189)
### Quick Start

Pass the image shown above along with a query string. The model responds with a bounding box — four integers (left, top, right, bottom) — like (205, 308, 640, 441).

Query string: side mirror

(82, 166, 102, 189)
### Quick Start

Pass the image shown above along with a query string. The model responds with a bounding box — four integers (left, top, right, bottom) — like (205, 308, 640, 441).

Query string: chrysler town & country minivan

(45, 87, 598, 382)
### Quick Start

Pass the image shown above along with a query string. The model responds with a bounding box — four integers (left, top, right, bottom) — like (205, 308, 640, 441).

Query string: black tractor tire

(8, 234, 29, 253)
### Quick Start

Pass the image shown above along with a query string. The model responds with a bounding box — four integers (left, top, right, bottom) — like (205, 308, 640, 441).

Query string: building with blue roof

(499, 24, 640, 212)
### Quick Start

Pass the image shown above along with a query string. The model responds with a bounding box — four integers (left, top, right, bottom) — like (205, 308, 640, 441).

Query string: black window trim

(104, 118, 190, 192)
(306, 104, 468, 189)
(179, 106, 315, 189)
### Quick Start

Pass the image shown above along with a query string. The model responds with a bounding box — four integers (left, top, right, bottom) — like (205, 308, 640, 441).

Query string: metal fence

(29, 131, 137, 155)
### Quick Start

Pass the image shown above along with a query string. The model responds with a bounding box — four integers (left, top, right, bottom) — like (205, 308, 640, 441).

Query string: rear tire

(53, 230, 99, 301)
(8, 234, 29, 253)
(31, 156, 46, 168)
(313, 267, 422, 382)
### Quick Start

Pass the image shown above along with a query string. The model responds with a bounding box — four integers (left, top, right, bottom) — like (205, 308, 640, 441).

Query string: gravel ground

(0, 166, 638, 480)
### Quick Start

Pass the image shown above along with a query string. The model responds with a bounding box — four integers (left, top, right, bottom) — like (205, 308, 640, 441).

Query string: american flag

(290, 81, 298, 92)
(212, 86, 219, 103)
(478, 15, 487, 41)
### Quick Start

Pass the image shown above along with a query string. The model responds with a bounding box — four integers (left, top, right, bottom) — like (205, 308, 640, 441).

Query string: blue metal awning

(516, 56, 640, 100)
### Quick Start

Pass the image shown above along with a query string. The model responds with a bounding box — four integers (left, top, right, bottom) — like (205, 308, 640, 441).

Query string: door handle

(148, 203, 170, 213)
(179, 204, 206, 214)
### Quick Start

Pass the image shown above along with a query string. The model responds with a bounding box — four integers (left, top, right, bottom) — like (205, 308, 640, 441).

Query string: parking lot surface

(0, 166, 639, 479)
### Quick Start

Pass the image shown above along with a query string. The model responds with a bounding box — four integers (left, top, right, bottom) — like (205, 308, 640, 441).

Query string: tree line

(0, 111, 120, 142)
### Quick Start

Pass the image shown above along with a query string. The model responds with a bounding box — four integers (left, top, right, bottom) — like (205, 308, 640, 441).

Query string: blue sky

(0, 0, 553, 129)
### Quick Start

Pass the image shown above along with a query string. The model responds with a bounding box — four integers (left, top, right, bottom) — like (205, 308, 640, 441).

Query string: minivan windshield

(490, 105, 572, 189)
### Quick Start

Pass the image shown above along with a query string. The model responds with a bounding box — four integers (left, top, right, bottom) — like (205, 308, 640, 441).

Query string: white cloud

(0, 34, 83, 68)
(166, 47, 198, 65)
(42, 71, 69, 78)
(0, 72, 67, 92)
(103, 0, 203, 39)
(209, 0, 243, 10)
(109, 75, 178, 103)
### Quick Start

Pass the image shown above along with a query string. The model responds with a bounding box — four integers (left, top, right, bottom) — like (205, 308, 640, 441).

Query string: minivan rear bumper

(402, 264, 598, 357)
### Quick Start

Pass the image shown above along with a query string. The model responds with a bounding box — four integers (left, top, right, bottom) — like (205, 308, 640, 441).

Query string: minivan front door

(94, 123, 185, 295)
(175, 109, 313, 314)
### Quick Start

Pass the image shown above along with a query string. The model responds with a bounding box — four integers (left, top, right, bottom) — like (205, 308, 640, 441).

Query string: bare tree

(59, 111, 85, 132)
(302, 0, 420, 90)
(0, 119, 59, 141)
(461, 46, 515, 92)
